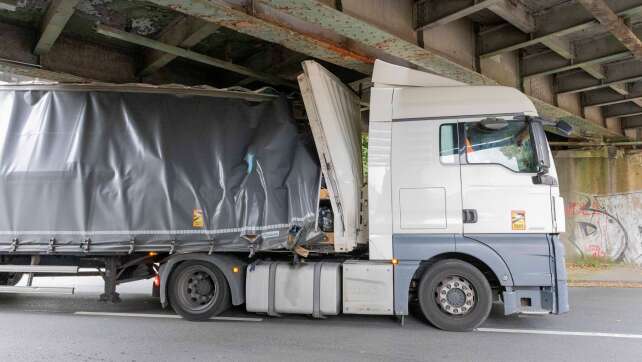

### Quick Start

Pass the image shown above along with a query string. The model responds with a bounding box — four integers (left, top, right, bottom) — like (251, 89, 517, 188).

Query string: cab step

(0, 286, 75, 295)
(520, 310, 551, 315)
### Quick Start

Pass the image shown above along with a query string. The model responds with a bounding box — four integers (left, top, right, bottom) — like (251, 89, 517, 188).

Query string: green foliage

(570, 255, 614, 269)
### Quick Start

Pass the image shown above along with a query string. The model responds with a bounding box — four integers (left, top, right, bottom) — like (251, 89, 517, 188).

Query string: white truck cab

(297, 60, 569, 331)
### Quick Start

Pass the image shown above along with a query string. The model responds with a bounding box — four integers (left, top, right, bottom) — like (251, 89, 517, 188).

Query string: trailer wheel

(168, 261, 231, 321)
(0, 273, 22, 286)
(418, 259, 492, 332)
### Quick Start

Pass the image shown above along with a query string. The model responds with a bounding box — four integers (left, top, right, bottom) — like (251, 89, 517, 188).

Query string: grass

(567, 256, 615, 270)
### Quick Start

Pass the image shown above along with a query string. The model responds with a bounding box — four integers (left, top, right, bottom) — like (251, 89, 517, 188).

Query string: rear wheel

(418, 259, 492, 332)
(168, 261, 230, 321)
(0, 273, 22, 286)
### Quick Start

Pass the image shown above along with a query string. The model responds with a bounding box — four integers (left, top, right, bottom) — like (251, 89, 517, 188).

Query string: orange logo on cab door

(511, 210, 526, 230)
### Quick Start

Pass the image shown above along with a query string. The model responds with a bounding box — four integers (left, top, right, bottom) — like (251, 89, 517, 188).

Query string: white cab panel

(299, 61, 366, 252)
(552, 195, 566, 233)
(392, 86, 537, 120)
(372, 60, 465, 87)
(343, 261, 393, 315)
(391, 120, 462, 235)
(367, 88, 394, 260)
(399, 187, 447, 229)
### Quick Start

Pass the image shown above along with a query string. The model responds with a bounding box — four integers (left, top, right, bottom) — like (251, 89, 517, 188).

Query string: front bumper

(503, 234, 569, 315)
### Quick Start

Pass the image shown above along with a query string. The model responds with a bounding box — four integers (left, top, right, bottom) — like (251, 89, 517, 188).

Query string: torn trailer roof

(0, 85, 321, 255)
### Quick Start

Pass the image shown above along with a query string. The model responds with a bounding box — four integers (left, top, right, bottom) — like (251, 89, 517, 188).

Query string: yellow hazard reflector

(192, 208, 204, 228)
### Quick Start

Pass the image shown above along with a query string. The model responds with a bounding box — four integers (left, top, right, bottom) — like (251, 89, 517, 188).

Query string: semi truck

(0, 60, 569, 331)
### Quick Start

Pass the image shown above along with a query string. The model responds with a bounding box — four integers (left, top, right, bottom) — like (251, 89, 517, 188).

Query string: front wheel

(418, 259, 492, 331)
(168, 261, 231, 321)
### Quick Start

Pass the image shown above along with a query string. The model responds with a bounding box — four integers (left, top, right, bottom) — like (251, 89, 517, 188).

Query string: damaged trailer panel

(0, 85, 321, 255)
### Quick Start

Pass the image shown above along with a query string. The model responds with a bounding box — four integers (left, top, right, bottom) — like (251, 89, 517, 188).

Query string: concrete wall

(342, 0, 415, 43)
(606, 117, 623, 135)
(584, 106, 605, 127)
(422, 19, 476, 69)
(555, 149, 642, 265)
(523, 75, 555, 104)
(480, 52, 520, 88)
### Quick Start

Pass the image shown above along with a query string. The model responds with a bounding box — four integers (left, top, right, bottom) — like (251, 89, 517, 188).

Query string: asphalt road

(0, 277, 641, 362)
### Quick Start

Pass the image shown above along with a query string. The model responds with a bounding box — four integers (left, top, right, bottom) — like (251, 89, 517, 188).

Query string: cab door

(459, 116, 554, 286)
(459, 117, 553, 235)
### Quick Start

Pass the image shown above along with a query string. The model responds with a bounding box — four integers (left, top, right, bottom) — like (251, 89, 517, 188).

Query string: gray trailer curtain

(0, 88, 320, 254)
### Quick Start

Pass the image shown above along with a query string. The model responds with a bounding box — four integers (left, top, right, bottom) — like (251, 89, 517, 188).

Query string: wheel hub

(435, 276, 476, 315)
(195, 279, 213, 295)
(182, 270, 217, 308)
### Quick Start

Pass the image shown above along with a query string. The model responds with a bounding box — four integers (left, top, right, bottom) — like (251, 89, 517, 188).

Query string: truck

(0, 60, 569, 331)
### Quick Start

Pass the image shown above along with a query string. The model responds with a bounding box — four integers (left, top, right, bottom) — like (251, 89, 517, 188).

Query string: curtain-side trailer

(0, 60, 569, 331)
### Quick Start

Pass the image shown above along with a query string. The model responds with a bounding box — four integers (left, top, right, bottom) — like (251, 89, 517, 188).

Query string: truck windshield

(463, 120, 538, 173)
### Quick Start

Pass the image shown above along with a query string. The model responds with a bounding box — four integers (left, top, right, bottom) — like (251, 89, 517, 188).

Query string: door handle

(463, 209, 478, 223)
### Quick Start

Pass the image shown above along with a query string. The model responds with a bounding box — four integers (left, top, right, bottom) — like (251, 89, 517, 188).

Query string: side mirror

(556, 120, 573, 136)
(529, 120, 550, 175)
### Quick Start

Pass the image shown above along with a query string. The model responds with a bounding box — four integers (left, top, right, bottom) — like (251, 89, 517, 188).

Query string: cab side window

(439, 123, 458, 164)
(463, 121, 537, 173)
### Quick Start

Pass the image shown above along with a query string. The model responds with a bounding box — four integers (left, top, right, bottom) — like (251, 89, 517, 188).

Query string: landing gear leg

(100, 256, 121, 303)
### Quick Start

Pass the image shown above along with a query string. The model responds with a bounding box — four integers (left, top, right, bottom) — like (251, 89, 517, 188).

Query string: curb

(569, 280, 642, 288)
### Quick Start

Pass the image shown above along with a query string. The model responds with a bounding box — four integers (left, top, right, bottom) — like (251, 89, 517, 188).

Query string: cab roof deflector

(372, 60, 466, 88)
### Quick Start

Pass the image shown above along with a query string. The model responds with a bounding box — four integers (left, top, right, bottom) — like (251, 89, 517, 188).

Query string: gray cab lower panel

(391, 233, 563, 316)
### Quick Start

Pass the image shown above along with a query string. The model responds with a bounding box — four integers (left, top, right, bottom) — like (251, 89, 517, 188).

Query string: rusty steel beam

(145, 0, 374, 75)
(578, 0, 642, 61)
(253, 0, 624, 140)
(33, 0, 81, 55)
(480, 1, 642, 58)
(0, 21, 136, 83)
(584, 87, 642, 107)
(602, 101, 642, 117)
(487, 0, 535, 33)
(96, 24, 296, 88)
(143, 0, 624, 139)
(413, 0, 502, 31)
(623, 115, 642, 128)
(556, 57, 642, 94)
(524, 21, 634, 96)
(256, 0, 493, 85)
(0, 59, 85, 82)
(140, 16, 220, 76)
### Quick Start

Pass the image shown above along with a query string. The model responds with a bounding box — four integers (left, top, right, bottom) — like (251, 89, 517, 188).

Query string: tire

(418, 259, 492, 332)
(0, 273, 23, 286)
(168, 261, 231, 321)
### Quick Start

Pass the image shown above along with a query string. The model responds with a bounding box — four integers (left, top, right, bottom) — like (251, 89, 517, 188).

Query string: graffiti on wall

(566, 191, 642, 265)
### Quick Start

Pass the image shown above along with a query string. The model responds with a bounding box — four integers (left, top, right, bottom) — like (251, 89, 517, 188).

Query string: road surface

(0, 277, 640, 361)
